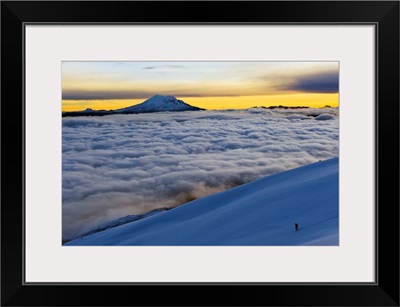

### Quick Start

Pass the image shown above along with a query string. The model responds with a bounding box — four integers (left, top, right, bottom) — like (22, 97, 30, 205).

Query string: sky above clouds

(62, 108, 339, 241)
(62, 61, 339, 111)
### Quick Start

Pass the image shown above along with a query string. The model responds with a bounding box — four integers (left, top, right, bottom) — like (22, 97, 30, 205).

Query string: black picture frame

(1, 1, 399, 306)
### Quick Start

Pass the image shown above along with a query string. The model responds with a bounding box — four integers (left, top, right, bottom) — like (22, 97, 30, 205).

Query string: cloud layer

(62, 108, 339, 241)
(286, 71, 339, 93)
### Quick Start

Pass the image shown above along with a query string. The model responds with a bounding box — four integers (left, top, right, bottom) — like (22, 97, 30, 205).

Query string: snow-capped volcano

(62, 95, 204, 117)
(114, 95, 204, 113)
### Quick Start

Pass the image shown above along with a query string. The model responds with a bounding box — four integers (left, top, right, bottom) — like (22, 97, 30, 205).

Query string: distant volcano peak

(152, 94, 174, 99)
(115, 95, 204, 113)
(146, 94, 184, 102)
(62, 95, 205, 117)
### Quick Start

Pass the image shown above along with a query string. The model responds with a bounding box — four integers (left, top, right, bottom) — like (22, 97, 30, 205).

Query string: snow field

(66, 157, 338, 246)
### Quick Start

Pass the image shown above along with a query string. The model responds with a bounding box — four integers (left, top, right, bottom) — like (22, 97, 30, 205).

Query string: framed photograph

(1, 1, 399, 306)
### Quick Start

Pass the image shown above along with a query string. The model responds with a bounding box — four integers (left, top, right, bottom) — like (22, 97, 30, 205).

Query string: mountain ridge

(62, 95, 205, 117)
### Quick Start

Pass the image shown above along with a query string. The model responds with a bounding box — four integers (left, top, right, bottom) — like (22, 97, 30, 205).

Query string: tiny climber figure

(295, 223, 299, 231)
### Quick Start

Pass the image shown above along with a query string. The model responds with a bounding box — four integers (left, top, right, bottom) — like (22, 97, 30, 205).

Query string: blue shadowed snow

(65, 157, 338, 246)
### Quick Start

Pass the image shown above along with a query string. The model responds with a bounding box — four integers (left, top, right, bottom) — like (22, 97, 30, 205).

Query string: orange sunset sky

(62, 61, 339, 112)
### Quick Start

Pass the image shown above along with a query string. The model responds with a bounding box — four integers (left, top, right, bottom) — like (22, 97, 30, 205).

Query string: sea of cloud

(62, 107, 339, 241)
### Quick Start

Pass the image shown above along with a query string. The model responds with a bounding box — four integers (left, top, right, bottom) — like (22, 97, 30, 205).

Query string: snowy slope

(65, 157, 339, 246)
(77, 208, 171, 238)
(114, 95, 204, 113)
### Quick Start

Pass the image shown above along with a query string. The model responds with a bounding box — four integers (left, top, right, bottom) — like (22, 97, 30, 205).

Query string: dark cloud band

(285, 71, 339, 93)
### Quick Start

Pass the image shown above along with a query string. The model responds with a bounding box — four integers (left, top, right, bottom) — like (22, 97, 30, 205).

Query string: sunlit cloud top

(62, 61, 339, 110)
